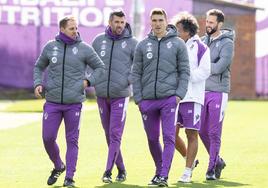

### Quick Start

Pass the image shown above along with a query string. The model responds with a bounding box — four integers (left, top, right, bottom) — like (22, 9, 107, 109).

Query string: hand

(34, 85, 43, 99)
(175, 96, 181, 104)
(83, 80, 89, 88)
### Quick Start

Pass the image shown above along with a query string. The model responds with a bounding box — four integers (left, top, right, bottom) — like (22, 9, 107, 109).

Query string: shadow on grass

(52, 186, 81, 188)
(94, 179, 251, 188)
(172, 179, 251, 187)
(95, 183, 147, 188)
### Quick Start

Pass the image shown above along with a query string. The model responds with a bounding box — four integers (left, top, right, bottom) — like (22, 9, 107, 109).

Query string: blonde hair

(59, 15, 76, 29)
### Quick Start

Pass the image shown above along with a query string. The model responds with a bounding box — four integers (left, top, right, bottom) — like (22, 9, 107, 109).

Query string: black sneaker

(148, 175, 161, 186)
(206, 169, 216, 180)
(215, 158, 226, 179)
(115, 169, 126, 182)
(158, 176, 168, 187)
(47, 165, 66, 185)
(63, 178, 75, 187)
(102, 170, 112, 183)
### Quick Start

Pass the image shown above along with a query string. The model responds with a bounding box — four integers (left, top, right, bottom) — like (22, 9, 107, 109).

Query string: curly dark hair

(172, 12, 199, 37)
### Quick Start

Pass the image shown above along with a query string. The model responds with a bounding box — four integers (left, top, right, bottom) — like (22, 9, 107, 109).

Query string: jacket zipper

(154, 40, 161, 99)
(61, 44, 67, 104)
(107, 41, 114, 98)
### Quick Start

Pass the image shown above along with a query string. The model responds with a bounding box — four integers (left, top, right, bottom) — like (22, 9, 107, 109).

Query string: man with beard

(91, 10, 137, 183)
(34, 16, 105, 187)
(132, 8, 189, 187)
(199, 9, 235, 180)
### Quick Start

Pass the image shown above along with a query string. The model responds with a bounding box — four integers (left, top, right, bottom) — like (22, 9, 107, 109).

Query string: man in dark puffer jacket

(91, 10, 137, 183)
(33, 15, 104, 187)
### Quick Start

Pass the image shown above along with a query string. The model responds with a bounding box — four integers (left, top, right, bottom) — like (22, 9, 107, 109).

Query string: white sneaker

(178, 173, 191, 183)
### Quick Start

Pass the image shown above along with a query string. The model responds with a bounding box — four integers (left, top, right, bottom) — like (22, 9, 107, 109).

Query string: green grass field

(0, 100, 267, 188)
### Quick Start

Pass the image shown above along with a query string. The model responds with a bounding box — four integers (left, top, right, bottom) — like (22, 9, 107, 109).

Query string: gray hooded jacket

(33, 35, 105, 104)
(202, 29, 235, 93)
(132, 25, 190, 103)
(92, 23, 138, 98)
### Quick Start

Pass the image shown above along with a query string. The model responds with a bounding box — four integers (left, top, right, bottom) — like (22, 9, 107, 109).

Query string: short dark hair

(59, 15, 76, 28)
(206, 9, 224, 23)
(109, 9, 125, 21)
(172, 12, 199, 37)
(150, 8, 167, 20)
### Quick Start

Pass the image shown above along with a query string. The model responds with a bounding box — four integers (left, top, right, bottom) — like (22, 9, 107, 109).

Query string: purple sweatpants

(97, 97, 129, 172)
(42, 101, 82, 179)
(139, 96, 178, 178)
(199, 91, 228, 171)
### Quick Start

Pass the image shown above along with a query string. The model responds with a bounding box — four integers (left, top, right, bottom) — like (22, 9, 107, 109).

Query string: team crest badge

(44, 112, 48, 120)
(190, 44, 194, 49)
(72, 47, 78, 55)
(167, 41, 172, 48)
(195, 114, 200, 121)
(216, 41, 220, 47)
(142, 114, 147, 121)
(121, 41, 127, 48)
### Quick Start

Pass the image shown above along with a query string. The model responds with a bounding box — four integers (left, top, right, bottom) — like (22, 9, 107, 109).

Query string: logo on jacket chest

(51, 46, 58, 62)
(121, 41, 127, 48)
(216, 41, 220, 48)
(51, 57, 57, 64)
(100, 40, 107, 57)
(190, 43, 194, 50)
(52, 46, 58, 56)
(147, 52, 153, 59)
(72, 47, 78, 55)
(146, 42, 153, 59)
(166, 41, 173, 49)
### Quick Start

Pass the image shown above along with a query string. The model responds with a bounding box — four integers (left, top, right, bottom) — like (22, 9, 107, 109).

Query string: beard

(113, 27, 123, 35)
(206, 24, 218, 35)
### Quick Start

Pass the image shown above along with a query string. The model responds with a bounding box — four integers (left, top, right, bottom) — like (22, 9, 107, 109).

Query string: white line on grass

(0, 105, 97, 130)
(0, 112, 42, 130)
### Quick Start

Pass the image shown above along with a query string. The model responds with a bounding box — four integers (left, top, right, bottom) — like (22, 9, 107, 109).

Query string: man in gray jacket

(132, 8, 190, 187)
(33, 16, 104, 187)
(91, 10, 137, 183)
(199, 9, 235, 180)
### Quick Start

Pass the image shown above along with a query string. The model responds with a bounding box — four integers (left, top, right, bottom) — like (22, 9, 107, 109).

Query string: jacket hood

(218, 28, 235, 41)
